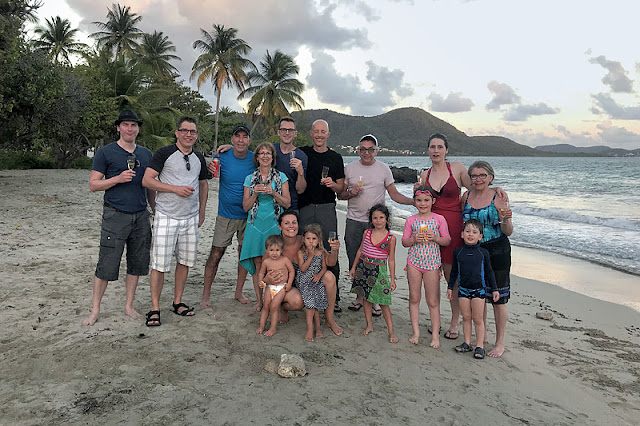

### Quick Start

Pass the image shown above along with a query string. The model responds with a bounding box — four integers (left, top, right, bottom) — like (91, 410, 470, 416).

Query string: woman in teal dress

(239, 142, 291, 311)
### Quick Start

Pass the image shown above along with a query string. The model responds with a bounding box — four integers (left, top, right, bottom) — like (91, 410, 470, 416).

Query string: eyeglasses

(278, 128, 297, 134)
(470, 173, 489, 180)
(178, 128, 199, 135)
(359, 147, 377, 153)
(183, 154, 191, 171)
(258, 152, 272, 157)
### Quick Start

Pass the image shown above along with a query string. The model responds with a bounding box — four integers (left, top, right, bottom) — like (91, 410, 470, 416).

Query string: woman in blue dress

(239, 142, 291, 311)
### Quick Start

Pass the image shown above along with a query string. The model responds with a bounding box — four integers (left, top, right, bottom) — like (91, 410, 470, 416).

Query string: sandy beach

(1, 169, 639, 425)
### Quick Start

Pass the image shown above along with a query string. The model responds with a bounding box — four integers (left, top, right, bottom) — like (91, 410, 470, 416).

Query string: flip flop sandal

(145, 310, 161, 327)
(172, 302, 195, 316)
(348, 301, 363, 311)
(372, 306, 382, 316)
(444, 331, 459, 339)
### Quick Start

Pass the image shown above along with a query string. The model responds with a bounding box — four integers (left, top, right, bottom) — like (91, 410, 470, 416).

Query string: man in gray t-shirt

(142, 116, 209, 326)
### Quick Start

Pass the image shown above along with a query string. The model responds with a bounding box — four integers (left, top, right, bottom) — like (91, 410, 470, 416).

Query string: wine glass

(416, 169, 423, 185)
(127, 154, 136, 171)
(498, 200, 510, 224)
(328, 231, 337, 253)
(321, 166, 329, 184)
(358, 176, 364, 187)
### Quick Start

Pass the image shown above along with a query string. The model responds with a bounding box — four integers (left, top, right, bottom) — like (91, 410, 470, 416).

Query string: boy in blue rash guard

(447, 219, 499, 359)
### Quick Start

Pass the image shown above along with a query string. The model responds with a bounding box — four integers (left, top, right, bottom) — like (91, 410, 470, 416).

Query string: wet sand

(1, 169, 639, 425)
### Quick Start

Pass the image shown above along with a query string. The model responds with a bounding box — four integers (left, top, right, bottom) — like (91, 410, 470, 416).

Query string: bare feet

(315, 330, 324, 339)
(82, 312, 99, 326)
(409, 334, 420, 345)
(389, 333, 399, 343)
(326, 320, 344, 336)
(124, 306, 141, 320)
(361, 326, 373, 336)
(305, 331, 314, 342)
(264, 328, 276, 337)
(200, 298, 211, 308)
(488, 344, 504, 358)
(252, 302, 262, 312)
(279, 309, 289, 324)
(235, 292, 250, 304)
(430, 338, 441, 349)
(256, 328, 264, 334)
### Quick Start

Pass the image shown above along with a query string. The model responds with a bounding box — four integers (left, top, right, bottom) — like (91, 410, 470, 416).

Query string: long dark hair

(368, 203, 390, 230)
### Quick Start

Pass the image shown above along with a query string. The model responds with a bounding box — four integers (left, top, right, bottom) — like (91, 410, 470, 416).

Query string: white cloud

(306, 51, 413, 115)
(591, 93, 640, 120)
(589, 55, 634, 93)
(428, 92, 474, 113)
(503, 103, 559, 122)
(485, 81, 521, 111)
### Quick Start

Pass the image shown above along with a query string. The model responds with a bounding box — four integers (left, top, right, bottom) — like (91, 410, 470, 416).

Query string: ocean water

(340, 156, 640, 277)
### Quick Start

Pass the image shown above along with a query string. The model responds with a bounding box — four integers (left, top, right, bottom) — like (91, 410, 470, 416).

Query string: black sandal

(146, 310, 161, 327)
(172, 302, 195, 316)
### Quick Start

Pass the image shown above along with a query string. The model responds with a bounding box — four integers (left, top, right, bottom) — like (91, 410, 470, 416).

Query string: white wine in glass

(321, 166, 329, 180)
(328, 231, 337, 252)
(358, 176, 364, 187)
(127, 156, 136, 170)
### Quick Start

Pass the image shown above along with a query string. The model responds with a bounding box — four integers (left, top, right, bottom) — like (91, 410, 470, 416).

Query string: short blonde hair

(253, 142, 276, 167)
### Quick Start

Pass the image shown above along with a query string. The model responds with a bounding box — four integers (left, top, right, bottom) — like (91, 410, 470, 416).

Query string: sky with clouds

(33, 0, 640, 149)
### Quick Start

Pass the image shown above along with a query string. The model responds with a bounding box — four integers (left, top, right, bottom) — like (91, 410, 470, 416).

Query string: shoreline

(1, 169, 639, 425)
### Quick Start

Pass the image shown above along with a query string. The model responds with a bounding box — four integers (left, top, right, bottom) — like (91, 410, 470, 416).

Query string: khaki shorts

(212, 215, 247, 248)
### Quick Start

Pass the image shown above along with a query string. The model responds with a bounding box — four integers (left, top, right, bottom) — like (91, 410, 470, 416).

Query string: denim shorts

(95, 205, 151, 281)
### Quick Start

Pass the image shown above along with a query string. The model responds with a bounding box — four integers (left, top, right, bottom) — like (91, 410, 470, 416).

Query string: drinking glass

(321, 166, 329, 181)
(416, 169, 423, 185)
(498, 201, 510, 224)
(358, 176, 364, 187)
(127, 155, 136, 171)
(328, 231, 337, 252)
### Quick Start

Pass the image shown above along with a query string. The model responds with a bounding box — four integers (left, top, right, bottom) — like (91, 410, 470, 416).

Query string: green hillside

(291, 107, 543, 156)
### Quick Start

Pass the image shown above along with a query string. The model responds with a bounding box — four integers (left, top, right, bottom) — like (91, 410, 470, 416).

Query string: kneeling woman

(239, 143, 291, 311)
(263, 211, 344, 336)
(461, 160, 513, 358)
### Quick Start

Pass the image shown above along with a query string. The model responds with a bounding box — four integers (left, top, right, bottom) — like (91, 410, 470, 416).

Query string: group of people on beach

(83, 109, 513, 359)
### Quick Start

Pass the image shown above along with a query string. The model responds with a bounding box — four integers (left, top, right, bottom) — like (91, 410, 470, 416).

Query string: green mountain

(291, 107, 543, 156)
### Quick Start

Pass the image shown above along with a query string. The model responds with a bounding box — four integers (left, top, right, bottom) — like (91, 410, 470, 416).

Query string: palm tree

(238, 50, 305, 135)
(190, 24, 253, 151)
(32, 16, 87, 65)
(134, 31, 180, 81)
(90, 3, 142, 61)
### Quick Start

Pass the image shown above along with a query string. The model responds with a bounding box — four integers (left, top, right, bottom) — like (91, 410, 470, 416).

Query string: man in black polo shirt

(83, 110, 155, 326)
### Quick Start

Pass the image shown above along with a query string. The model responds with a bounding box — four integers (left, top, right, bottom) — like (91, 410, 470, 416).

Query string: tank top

(427, 162, 460, 213)
(361, 228, 392, 259)
(462, 192, 503, 243)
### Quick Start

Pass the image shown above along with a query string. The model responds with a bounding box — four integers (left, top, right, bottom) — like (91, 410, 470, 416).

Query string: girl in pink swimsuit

(402, 186, 451, 348)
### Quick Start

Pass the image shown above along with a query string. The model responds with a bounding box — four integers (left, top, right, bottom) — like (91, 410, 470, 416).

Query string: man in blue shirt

(201, 125, 255, 307)
(82, 110, 155, 326)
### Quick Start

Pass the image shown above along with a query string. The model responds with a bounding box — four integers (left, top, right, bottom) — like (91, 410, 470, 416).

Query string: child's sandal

(454, 342, 472, 353)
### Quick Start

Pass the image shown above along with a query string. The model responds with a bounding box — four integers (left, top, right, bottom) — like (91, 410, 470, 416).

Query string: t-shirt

(217, 148, 255, 219)
(91, 142, 153, 213)
(148, 144, 209, 220)
(344, 160, 394, 223)
(298, 146, 345, 207)
(274, 143, 307, 210)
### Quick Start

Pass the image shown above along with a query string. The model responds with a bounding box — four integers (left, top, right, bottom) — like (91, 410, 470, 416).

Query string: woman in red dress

(417, 133, 470, 339)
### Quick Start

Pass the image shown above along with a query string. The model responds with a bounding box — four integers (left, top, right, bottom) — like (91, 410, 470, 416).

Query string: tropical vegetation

(0, 1, 306, 169)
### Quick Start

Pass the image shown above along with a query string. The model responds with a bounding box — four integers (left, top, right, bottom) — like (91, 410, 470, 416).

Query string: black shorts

(95, 205, 151, 281)
(481, 235, 511, 305)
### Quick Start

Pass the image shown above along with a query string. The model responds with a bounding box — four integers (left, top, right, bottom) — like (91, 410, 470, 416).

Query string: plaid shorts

(151, 211, 199, 272)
